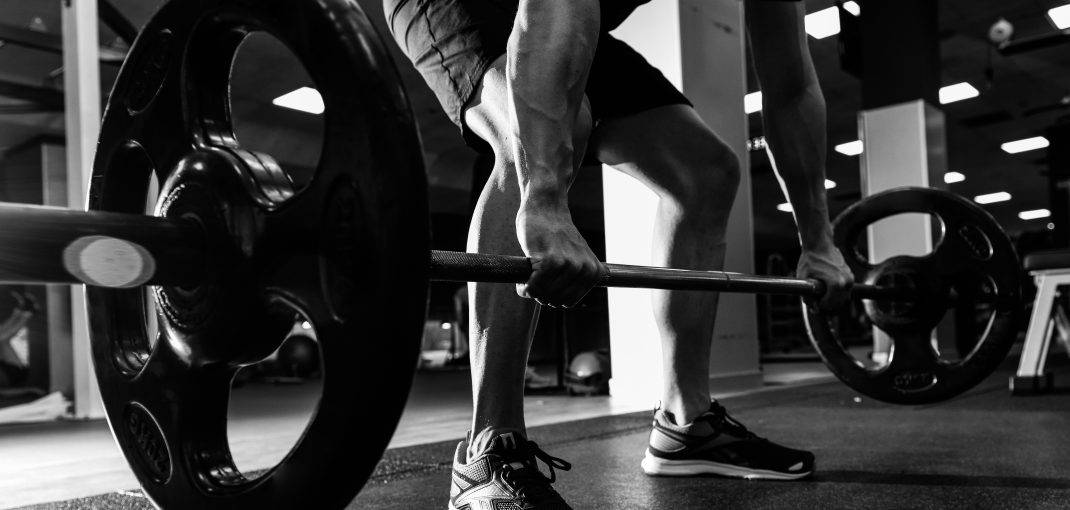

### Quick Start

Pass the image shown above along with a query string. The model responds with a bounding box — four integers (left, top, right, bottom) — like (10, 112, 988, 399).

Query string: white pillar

(858, 100, 947, 361)
(62, 0, 104, 419)
(605, 0, 760, 404)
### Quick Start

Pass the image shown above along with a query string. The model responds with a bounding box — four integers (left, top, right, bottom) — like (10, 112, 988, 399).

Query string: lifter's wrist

(520, 184, 570, 213)
(799, 223, 835, 252)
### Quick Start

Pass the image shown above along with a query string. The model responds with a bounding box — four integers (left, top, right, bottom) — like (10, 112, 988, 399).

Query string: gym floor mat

(19, 360, 1070, 510)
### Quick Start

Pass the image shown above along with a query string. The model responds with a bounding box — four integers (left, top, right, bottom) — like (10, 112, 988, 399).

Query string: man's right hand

(515, 199, 604, 308)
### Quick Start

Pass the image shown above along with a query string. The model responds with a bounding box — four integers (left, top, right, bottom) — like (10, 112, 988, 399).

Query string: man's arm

(507, 0, 604, 308)
(747, 1, 852, 307)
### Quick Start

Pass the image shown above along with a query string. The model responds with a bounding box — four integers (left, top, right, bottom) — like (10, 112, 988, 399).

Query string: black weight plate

(804, 187, 1022, 405)
(89, 0, 429, 508)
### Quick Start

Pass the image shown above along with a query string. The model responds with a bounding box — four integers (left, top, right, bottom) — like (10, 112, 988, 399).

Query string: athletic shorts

(383, 0, 691, 152)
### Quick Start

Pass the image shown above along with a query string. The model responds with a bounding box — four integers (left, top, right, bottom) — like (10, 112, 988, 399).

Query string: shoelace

(705, 403, 762, 440)
(500, 441, 572, 499)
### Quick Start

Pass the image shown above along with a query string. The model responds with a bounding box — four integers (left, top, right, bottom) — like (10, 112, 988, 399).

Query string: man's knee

(660, 132, 741, 211)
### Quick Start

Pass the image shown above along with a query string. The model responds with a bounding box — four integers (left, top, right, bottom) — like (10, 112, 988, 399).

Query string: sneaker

(641, 402, 814, 480)
(449, 431, 573, 510)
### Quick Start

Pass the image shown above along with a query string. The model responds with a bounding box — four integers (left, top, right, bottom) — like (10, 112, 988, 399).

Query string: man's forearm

(763, 84, 834, 250)
(507, 0, 599, 209)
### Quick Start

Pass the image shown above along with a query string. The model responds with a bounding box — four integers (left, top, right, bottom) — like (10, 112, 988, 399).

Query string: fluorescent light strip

(1049, 4, 1070, 30)
(842, 1, 861, 16)
(939, 82, 979, 104)
(777, 202, 794, 213)
(1001, 136, 1050, 154)
(974, 192, 1011, 205)
(1019, 209, 1051, 220)
(272, 87, 325, 115)
(744, 91, 763, 114)
(805, 6, 841, 39)
(944, 171, 965, 184)
(835, 140, 863, 156)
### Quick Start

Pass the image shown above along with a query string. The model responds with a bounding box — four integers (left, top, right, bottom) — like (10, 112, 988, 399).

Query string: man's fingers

(517, 256, 575, 306)
(516, 255, 602, 308)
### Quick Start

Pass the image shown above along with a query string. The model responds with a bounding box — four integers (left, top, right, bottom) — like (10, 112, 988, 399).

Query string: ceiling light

(805, 6, 841, 39)
(777, 203, 794, 213)
(944, 172, 965, 184)
(744, 91, 763, 114)
(939, 82, 980, 104)
(1001, 136, 1050, 154)
(842, 1, 861, 16)
(1019, 209, 1051, 220)
(1048, 4, 1070, 29)
(273, 87, 324, 115)
(974, 192, 1011, 204)
(835, 140, 863, 156)
(825, 179, 837, 190)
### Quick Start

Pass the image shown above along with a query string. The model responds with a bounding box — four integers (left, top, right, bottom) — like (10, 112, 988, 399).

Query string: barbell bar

(0, 202, 203, 288)
(428, 250, 906, 300)
(0, 202, 912, 302)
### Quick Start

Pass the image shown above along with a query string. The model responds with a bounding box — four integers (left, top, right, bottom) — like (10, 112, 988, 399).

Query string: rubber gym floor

(20, 358, 1070, 510)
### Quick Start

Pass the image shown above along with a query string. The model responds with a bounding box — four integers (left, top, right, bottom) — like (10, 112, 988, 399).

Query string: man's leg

(463, 56, 593, 455)
(593, 105, 813, 480)
(591, 104, 740, 424)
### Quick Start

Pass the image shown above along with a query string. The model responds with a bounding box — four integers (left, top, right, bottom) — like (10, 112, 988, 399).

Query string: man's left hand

(796, 245, 853, 311)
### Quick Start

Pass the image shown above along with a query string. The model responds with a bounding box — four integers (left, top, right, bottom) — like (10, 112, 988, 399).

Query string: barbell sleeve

(0, 203, 206, 288)
(428, 250, 906, 300)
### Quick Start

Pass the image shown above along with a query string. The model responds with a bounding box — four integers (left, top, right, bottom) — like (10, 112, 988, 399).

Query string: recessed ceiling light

(1048, 4, 1070, 29)
(777, 203, 794, 213)
(1001, 136, 1050, 154)
(745, 91, 763, 114)
(835, 140, 864, 156)
(939, 82, 980, 104)
(272, 87, 324, 115)
(842, 1, 861, 16)
(1019, 209, 1051, 220)
(944, 172, 965, 184)
(825, 179, 837, 190)
(974, 192, 1011, 204)
(805, 6, 841, 39)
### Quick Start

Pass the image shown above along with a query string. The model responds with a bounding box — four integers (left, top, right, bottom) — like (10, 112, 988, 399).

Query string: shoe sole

(640, 451, 811, 480)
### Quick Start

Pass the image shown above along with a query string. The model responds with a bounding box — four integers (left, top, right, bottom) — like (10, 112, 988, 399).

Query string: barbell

(0, 0, 1022, 508)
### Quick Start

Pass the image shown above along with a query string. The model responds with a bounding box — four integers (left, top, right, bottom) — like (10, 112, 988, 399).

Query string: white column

(858, 100, 947, 361)
(605, 0, 760, 404)
(62, 0, 105, 419)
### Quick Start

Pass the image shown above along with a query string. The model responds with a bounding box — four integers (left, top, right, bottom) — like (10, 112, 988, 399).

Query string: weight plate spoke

(93, 14, 192, 210)
(876, 330, 945, 394)
(132, 351, 244, 504)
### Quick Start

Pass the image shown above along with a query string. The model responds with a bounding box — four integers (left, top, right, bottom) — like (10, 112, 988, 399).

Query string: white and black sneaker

(449, 431, 572, 510)
(641, 402, 814, 480)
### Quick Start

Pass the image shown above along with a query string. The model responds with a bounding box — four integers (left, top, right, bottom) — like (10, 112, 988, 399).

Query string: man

(384, 0, 853, 507)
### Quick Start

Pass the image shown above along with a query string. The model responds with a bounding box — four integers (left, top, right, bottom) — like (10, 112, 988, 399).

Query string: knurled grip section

(429, 250, 533, 284)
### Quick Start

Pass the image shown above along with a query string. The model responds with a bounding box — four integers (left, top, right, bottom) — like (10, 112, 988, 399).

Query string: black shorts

(384, 0, 691, 152)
